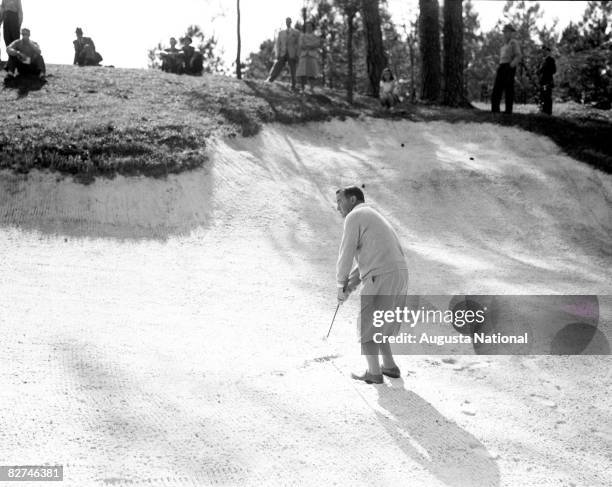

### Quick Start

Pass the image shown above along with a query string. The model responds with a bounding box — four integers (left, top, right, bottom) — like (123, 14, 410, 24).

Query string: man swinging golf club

(335, 186, 409, 384)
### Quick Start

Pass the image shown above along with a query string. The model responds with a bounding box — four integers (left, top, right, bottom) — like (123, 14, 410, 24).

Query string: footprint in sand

(461, 400, 477, 416)
(452, 361, 490, 372)
(593, 429, 612, 443)
(530, 393, 557, 408)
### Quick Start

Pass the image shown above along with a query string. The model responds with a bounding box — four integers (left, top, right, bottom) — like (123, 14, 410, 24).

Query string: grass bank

(1, 64, 610, 182)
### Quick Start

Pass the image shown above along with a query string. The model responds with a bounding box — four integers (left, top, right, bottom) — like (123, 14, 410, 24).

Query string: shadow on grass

(189, 79, 360, 138)
(3, 73, 47, 98)
(2, 64, 609, 180)
(209, 78, 612, 175)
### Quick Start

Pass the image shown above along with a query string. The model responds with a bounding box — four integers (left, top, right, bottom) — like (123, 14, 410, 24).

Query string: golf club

(325, 303, 340, 340)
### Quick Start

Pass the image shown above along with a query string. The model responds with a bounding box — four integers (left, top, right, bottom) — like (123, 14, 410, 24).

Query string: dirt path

(1, 119, 610, 486)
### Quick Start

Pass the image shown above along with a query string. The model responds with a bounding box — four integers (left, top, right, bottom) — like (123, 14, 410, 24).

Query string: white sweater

(336, 203, 408, 288)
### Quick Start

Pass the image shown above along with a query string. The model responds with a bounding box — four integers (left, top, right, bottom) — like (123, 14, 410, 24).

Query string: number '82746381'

(0, 466, 63, 481)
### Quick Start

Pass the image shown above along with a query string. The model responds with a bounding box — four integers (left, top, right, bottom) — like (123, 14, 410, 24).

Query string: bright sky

(1, 1, 588, 69)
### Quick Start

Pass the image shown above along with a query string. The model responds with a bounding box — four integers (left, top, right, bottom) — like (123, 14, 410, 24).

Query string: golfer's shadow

(376, 379, 500, 487)
(3, 74, 47, 98)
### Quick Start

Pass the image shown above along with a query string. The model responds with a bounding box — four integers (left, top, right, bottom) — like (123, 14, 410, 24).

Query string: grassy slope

(1, 64, 610, 182)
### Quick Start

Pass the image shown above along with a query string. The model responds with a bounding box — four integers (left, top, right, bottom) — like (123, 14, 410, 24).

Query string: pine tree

(360, 0, 387, 97)
(442, 0, 468, 106)
(236, 0, 242, 79)
(419, 0, 441, 101)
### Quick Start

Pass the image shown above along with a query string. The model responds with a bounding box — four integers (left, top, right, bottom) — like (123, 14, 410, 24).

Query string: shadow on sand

(376, 379, 500, 487)
(0, 165, 214, 242)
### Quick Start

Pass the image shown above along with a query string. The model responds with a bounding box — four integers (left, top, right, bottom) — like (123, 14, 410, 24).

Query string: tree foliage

(557, 1, 612, 107)
(241, 0, 612, 110)
(243, 0, 410, 102)
(243, 39, 275, 79)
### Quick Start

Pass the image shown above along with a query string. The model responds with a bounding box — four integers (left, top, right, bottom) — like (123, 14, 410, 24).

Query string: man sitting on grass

(73, 27, 103, 66)
(161, 37, 181, 74)
(5, 27, 45, 80)
(181, 36, 203, 76)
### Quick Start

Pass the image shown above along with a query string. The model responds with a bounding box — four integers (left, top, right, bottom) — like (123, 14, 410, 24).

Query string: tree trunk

(321, 23, 327, 87)
(360, 0, 387, 97)
(236, 0, 242, 79)
(328, 30, 336, 89)
(419, 0, 441, 102)
(443, 0, 468, 106)
(347, 11, 356, 104)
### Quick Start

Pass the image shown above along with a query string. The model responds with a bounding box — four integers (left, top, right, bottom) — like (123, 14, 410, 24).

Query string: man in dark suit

(538, 45, 556, 115)
(266, 17, 300, 91)
(491, 24, 522, 114)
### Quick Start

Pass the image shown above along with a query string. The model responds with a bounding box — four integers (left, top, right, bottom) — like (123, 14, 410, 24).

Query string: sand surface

(1, 119, 611, 486)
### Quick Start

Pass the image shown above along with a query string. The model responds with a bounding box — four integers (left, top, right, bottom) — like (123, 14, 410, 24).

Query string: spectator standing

(73, 27, 103, 66)
(538, 45, 556, 115)
(296, 21, 320, 93)
(6, 27, 45, 80)
(266, 17, 300, 91)
(491, 24, 521, 114)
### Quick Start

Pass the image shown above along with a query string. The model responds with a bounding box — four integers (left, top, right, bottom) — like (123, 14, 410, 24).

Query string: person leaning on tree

(538, 45, 556, 115)
(491, 24, 522, 114)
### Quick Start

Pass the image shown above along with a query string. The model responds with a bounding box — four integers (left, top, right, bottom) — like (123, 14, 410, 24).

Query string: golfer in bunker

(335, 186, 409, 384)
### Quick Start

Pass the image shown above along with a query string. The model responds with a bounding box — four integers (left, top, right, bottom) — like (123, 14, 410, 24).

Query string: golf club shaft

(326, 303, 340, 339)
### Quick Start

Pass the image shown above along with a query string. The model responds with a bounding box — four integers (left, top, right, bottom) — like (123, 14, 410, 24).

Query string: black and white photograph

(0, 0, 610, 485)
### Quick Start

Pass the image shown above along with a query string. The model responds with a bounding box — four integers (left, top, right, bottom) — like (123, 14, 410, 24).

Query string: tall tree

(419, 0, 441, 101)
(442, 0, 467, 106)
(337, 0, 360, 103)
(400, 19, 419, 102)
(236, 0, 242, 79)
(463, 0, 483, 101)
(360, 0, 387, 97)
